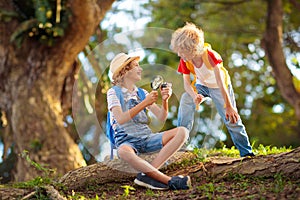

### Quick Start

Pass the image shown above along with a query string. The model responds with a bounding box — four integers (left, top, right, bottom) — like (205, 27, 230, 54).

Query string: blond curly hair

(170, 22, 205, 57)
(112, 61, 136, 85)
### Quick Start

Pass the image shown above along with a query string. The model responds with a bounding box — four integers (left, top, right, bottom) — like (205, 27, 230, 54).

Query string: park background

(0, 0, 299, 186)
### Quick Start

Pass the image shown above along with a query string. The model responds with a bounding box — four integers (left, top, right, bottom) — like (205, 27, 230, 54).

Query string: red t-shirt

(177, 49, 223, 74)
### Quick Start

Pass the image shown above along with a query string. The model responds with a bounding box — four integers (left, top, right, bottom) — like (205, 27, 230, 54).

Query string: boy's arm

(183, 74, 196, 99)
(178, 59, 203, 104)
(213, 65, 239, 123)
(183, 74, 204, 104)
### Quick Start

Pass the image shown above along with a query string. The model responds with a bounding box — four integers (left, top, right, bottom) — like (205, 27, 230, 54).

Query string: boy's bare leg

(118, 145, 171, 184)
(151, 127, 189, 169)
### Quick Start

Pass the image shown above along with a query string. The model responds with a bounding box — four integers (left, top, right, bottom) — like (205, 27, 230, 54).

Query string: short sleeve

(177, 59, 191, 74)
(107, 88, 121, 111)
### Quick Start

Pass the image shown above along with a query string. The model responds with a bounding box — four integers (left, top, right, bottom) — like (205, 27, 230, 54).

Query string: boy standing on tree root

(170, 22, 255, 157)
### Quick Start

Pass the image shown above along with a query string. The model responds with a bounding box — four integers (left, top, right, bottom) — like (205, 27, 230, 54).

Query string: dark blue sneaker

(134, 173, 169, 190)
(168, 175, 191, 190)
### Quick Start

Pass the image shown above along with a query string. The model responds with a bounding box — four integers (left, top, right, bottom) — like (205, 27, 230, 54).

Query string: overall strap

(137, 87, 146, 112)
(113, 86, 146, 110)
(112, 86, 126, 111)
(137, 87, 146, 100)
(108, 85, 124, 160)
(106, 111, 115, 160)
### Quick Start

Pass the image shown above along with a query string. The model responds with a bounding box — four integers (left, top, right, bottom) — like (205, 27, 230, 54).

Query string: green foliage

(68, 190, 88, 200)
(12, 176, 52, 189)
(194, 146, 240, 158)
(196, 182, 225, 200)
(9, 151, 60, 198)
(92, 194, 100, 200)
(10, 0, 70, 47)
(121, 185, 135, 197)
(10, 18, 38, 47)
(273, 173, 285, 193)
(145, 188, 159, 197)
(30, 139, 43, 152)
(256, 144, 292, 156)
(193, 144, 292, 159)
(147, 0, 266, 57)
(21, 150, 56, 177)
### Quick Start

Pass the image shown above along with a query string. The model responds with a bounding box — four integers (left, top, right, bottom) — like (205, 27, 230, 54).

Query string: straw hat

(109, 53, 140, 80)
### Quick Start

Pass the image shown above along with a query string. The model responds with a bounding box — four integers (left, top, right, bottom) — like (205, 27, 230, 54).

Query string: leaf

(10, 18, 38, 45)
(121, 185, 135, 197)
(33, 0, 51, 24)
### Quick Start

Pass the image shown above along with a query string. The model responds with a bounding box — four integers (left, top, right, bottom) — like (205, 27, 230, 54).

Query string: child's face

(124, 60, 142, 81)
(177, 49, 194, 62)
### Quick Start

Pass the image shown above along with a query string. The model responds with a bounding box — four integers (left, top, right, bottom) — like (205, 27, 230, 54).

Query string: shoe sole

(186, 176, 192, 189)
(134, 178, 169, 190)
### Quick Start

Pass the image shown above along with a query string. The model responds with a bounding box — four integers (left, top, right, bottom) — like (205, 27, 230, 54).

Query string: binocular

(150, 75, 169, 90)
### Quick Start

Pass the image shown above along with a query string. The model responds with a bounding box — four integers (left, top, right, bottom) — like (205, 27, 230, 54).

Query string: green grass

(255, 144, 292, 155)
(11, 176, 52, 189)
(193, 144, 292, 159)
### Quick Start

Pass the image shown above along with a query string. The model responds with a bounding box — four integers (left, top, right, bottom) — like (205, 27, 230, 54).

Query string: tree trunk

(0, 0, 115, 182)
(262, 0, 300, 120)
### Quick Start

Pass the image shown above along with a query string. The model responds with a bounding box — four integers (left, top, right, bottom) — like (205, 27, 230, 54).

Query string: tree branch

(262, 0, 300, 120)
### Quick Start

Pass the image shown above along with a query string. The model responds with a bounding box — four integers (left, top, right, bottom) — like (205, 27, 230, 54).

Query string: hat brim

(112, 56, 140, 80)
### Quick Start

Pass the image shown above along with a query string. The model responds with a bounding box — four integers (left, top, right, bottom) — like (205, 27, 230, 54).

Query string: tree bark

(262, 0, 300, 120)
(58, 147, 300, 191)
(194, 147, 300, 180)
(0, 0, 114, 182)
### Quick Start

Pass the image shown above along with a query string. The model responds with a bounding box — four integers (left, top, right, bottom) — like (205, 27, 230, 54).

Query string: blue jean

(177, 84, 253, 157)
(115, 131, 164, 155)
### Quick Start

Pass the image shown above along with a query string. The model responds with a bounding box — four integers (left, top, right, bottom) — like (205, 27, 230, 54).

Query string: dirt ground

(66, 175, 299, 200)
(64, 160, 300, 200)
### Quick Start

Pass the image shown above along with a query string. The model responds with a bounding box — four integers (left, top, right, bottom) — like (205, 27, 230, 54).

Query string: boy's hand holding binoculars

(145, 91, 158, 106)
(160, 82, 172, 101)
(150, 75, 172, 101)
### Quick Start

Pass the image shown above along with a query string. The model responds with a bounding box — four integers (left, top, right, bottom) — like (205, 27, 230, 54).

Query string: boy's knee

(118, 145, 134, 161)
(178, 126, 189, 141)
(117, 148, 126, 160)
